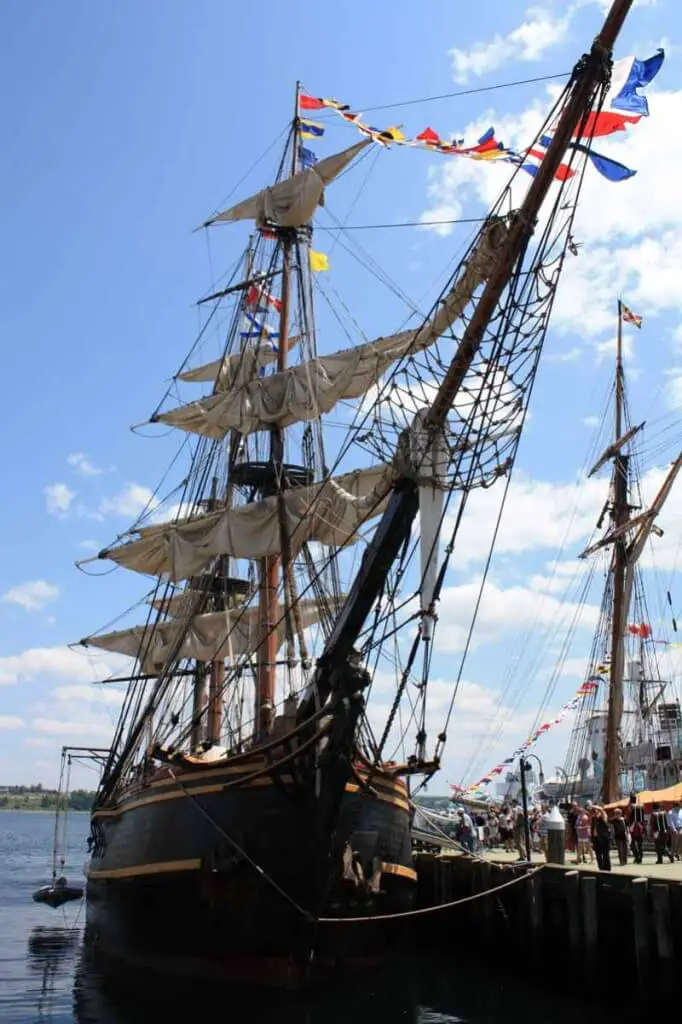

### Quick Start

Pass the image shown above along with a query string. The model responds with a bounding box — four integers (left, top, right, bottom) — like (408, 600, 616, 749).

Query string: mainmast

(603, 301, 630, 802)
(256, 81, 300, 739)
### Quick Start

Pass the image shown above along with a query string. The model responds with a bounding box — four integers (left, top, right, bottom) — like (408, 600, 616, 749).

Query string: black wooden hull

(85, 756, 415, 987)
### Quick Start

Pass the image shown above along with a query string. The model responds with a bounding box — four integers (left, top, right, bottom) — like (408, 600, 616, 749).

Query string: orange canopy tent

(604, 781, 682, 811)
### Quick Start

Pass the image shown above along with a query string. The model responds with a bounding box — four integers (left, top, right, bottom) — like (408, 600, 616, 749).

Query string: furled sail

(152, 217, 508, 439)
(98, 465, 390, 581)
(201, 140, 371, 229)
(177, 334, 302, 387)
(80, 598, 335, 674)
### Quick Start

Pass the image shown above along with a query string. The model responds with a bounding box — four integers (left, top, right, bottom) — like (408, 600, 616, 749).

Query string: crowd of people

(564, 795, 682, 870)
(449, 796, 682, 872)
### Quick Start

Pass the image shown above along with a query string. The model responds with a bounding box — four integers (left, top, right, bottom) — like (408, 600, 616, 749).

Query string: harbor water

(0, 810, 633, 1022)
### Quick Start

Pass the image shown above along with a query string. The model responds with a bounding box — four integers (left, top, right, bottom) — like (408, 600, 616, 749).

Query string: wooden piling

(528, 869, 543, 954)
(631, 876, 649, 999)
(651, 883, 674, 991)
(564, 870, 581, 965)
(479, 861, 494, 926)
(581, 875, 597, 979)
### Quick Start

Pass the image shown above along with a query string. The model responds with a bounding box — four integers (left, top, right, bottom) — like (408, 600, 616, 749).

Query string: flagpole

(292, 80, 301, 176)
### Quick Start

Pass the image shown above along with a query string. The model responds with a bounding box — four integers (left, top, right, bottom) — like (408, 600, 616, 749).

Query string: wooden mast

(603, 300, 629, 802)
(255, 81, 300, 739)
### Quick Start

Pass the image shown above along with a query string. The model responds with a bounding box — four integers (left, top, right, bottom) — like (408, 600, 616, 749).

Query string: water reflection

(69, 941, 587, 1024)
(26, 926, 80, 1019)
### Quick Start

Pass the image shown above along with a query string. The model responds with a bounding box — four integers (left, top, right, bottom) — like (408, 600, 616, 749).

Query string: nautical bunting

(452, 677, 601, 797)
(309, 250, 329, 272)
(298, 52, 663, 186)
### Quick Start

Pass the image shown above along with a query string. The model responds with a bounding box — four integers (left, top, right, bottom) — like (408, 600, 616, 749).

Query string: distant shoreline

(0, 807, 91, 813)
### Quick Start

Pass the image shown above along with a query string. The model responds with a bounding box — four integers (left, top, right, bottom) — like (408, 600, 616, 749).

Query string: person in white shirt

(456, 809, 475, 853)
(667, 801, 682, 860)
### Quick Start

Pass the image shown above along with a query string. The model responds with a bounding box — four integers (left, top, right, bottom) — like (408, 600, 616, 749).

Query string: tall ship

(557, 302, 682, 805)
(38, 0, 639, 986)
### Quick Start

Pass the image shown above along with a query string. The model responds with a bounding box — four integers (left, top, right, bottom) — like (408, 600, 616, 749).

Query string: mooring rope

(316, 865, 544, 924)
(169, 765, 543, 926)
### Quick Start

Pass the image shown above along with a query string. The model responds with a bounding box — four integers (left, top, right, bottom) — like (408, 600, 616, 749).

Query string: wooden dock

(412, 847, 682, 1001)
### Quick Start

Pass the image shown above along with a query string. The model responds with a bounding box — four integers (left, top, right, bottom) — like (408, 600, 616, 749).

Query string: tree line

(0, 785, 96, 811)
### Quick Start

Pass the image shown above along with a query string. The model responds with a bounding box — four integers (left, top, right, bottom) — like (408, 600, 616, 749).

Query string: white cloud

(448, 471, 604, 568)
(98, 482, 185, 527)
(546, 347, 582, 363)
(528, 558, 589, 595)
(0, 645, 126, 686)
(435, 578, 599, 652)
(0, 716, 24, 731)
(665, 368, 682, 411)
(32, 717, 113, 739)
(366, 670, 538, 776)
(1, 580, 59, 612)
(78, 539, 99, 551)
(448, 5, 573, 82)
(583, 415, 600, 428)
(44, 482, 76, 517)
(67, 452, 112, 476)
(99, 482, 153, 519)
(23, 737, 55, 748)
(52, 684, 124, 706)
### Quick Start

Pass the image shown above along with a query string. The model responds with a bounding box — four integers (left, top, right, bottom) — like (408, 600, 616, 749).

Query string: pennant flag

(309, 250, 329, 272)
(299, 146, 318, 169)
(574, 51, 664, 139)
(240, 311, 279, 341)
(569, 140, 636, 182)
(621, 303, 643, 328)
(416, 127, 441, 145)
(299, 93, 325, 110)
(321, 98, 350, 111)
(575, 110, 642, 139)
(246, 284, 282, 314)
(382, 126, 406, 143)
(299, 119, 325, 139)
(519, 135, 575, 181)
(610, 49, 665, 117)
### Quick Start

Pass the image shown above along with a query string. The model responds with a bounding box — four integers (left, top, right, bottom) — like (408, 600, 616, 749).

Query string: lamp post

(519, 754, 545, 861)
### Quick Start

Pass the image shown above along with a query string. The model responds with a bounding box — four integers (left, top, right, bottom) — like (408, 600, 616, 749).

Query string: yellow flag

(309, 250, 329, 272)
(385, 126, 406, 143)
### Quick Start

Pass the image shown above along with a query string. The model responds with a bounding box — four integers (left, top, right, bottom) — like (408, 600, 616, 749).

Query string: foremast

(257, 81, 301, 739)
(301, 0, 638, 720)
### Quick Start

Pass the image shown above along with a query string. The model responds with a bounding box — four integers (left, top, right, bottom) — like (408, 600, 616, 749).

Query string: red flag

(416, 126, 441, 144)
(246, 284, 282, 313)
(574, 110, 641, 139)
(299, 94, 325, 110)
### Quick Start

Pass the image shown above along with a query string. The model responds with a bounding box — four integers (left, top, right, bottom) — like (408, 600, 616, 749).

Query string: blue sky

(1, 0, 681, 790)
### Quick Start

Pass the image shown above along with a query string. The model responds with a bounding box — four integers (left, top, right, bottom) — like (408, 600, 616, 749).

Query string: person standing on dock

(456, 808, 475, 853)
(651, 803, 674, 865)
(627, 794, 645, 865)
(576, 805, 593, 864)
(611, 808, 628, 866)
(512, 801, 528, 861)
(667, 801, 682, 861)
(591, 806, 612, 871)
